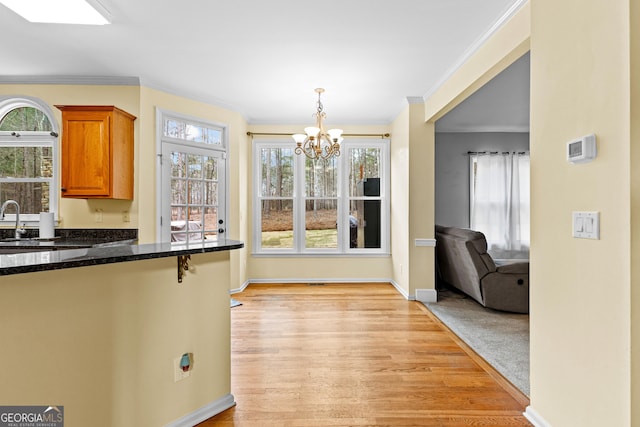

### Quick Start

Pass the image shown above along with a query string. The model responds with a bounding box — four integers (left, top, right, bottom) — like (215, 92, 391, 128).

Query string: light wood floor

(199, 283, 531, 426)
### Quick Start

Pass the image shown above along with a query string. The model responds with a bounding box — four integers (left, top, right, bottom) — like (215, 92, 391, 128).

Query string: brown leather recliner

(435, 225, 529, 313)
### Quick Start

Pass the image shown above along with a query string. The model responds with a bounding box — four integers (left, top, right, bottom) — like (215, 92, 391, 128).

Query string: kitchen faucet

(0, 200, 27, 239)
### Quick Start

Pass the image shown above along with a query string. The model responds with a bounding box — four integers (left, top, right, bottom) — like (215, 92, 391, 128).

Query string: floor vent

(308, 283, 325, 286)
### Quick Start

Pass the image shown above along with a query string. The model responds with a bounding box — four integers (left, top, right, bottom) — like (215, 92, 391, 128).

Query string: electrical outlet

(95, 209, 103, 223)
(174, 357, 191, 382)
(122, 211, 130, 222)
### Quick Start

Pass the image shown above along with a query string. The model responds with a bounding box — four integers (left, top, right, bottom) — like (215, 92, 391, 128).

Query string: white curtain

(470, 152, 530, 259)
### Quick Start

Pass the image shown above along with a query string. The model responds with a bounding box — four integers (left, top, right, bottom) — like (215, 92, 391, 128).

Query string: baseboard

(246, 278, 395, 285)
(415, 288, 438, 303)
(416, 289, 438, 303)
(389, 280, 413, 300)
(244, 278, 415, 300)
(165, 393, 235, 427)
(524, 406, 552, 427)
(230, 281, 250, 294)
(239, 279, 437, 303)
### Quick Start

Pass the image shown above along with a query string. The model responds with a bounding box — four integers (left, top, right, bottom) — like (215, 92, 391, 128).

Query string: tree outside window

(254, 139, 389, 254)
(0, 99, 58, 221)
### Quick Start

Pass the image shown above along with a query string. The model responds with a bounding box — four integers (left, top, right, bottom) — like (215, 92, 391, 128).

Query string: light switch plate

(572, 211, 599, 239)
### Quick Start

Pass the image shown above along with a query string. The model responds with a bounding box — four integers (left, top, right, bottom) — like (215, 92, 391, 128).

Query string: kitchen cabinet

(56, 105, 136, 199)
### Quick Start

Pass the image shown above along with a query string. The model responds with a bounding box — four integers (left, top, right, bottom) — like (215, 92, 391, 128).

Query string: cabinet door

(61, 111, 111, 197)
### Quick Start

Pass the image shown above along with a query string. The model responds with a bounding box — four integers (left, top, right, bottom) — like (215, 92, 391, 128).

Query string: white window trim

(155, 108, 229, 243)
(342, 139, 390, 255)
(252, 140, 295, 255)
(0, 96, 59, 225)
(253, 138, 390, 256)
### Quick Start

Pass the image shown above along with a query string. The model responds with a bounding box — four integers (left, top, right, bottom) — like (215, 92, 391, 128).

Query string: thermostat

(567, 134, 597, 164)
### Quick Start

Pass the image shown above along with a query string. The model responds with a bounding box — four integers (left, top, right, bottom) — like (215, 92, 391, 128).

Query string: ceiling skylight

(0, 0, 110, 25)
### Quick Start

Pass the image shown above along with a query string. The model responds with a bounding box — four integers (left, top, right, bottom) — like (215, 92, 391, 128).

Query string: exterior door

(160, 142, 226, 243)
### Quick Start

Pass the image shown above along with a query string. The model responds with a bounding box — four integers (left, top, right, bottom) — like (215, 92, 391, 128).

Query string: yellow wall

(0, 83, 411, 291)
(0, 84, 140, 229)
(390, 101, 436, 298)
(530, 1, 632, 425)
(6, 0, 640, 424)
(424, 2, 530, 123)
(408, 103, 436, 297)
(631, 0, 640, 421)
(0, 84, 250, 290)
(137, 87, 246, 244)
(138, 87, 249, 289)
(390, 104, 411, 295)
(419, 4, 530, 300)
(246, 124, 395, 285)
(422, 1, 637, 424)
(0, 252, 232, 427)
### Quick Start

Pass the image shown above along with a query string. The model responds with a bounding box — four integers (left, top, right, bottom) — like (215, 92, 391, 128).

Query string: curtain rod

(467, 151, 528, 155)
(247, 131, 390, 138)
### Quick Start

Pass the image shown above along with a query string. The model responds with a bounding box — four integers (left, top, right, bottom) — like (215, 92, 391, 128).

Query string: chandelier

(292, 88, 343, 161)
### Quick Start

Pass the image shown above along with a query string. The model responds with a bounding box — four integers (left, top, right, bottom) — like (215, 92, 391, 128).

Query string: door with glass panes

(160, 142, 225, 243)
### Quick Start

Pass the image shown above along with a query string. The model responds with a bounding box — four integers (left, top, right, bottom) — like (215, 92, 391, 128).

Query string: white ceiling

(0, 0, 526, 126)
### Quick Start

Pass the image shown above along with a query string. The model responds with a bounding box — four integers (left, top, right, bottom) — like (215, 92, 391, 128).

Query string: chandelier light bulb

(292, 134, 306, 145)
(327, 128, 343, 142)
(304, 126, 320, 139)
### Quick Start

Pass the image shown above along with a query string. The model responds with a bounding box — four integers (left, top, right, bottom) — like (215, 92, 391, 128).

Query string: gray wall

(435, 132, 530, 228)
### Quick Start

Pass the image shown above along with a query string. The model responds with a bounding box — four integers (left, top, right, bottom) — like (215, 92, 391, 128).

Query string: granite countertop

(0, 237, 137, 250)
(0, 239, 244, 276)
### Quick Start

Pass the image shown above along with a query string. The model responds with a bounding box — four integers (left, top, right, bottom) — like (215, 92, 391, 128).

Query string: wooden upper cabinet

(56, 105, 136, 199)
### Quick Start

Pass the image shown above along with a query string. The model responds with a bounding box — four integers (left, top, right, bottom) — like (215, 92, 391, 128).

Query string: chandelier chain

(316, 91, 324, 116)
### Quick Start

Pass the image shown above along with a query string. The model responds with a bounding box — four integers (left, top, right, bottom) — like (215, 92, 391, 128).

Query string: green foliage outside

(0, 107, 52, 132)
(0, 106, 53, 214)
(259, 145, 381, 250)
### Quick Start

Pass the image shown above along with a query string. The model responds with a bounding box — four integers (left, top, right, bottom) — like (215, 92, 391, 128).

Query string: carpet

(425, 287, 530, 396)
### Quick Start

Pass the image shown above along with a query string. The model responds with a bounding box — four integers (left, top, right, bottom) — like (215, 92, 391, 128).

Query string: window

(253, 139, 389, 255)
(0, 97, 58, 223)
(470, 151, 530, 259)
(157, 109, 227, 244)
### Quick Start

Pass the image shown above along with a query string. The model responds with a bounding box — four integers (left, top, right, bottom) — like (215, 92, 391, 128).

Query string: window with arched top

(0, 96, 59, 223)
(0, 106, 53, 132)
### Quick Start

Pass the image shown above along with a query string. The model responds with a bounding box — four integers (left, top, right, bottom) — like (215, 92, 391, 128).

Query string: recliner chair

(435, 225, 529, 313)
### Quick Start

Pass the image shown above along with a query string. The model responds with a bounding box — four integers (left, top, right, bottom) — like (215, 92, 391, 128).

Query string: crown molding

(383, 96, 425, 124)
(406, 96, 425, 104)
(0, 75, 251, 121)
(85, 0, 113, 23)
(0, 75, 140, 85)
(422, 0, 529, 100)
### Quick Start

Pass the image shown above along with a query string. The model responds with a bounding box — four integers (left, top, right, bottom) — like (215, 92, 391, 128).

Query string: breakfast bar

(0, 238, 243, 275)
(0, 239, 243, 427)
